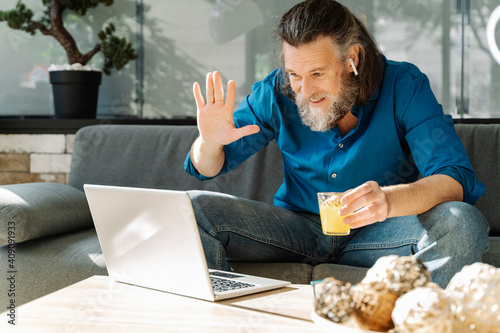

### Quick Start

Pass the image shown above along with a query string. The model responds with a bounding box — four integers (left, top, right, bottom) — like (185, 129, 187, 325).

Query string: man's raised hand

(193, 71, 260, 146)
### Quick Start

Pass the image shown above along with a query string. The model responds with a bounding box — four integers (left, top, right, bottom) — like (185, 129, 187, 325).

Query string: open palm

(193, 71, 260, 145)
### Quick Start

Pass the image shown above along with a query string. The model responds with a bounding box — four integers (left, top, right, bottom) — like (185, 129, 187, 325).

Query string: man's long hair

(276, 0, 383, 106)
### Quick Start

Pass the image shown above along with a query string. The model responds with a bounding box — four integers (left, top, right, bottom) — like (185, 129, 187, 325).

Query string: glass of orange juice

(317, 192, 351, 236)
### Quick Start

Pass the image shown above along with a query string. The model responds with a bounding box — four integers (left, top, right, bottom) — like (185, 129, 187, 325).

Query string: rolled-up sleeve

(184, 151, 215, 180)
(399, 72, 485, 204)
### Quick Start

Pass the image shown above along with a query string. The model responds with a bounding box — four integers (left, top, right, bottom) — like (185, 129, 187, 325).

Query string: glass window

(0, 0, 136, 118)
(469, 0, 500, 118)
(1, 0, 499, 119)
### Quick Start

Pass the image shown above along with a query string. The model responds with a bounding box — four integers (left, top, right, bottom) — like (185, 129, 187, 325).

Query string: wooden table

(1, 275, 326, 332)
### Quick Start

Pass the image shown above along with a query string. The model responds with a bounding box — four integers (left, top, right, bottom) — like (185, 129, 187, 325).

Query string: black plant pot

(49, 70, 102, 119)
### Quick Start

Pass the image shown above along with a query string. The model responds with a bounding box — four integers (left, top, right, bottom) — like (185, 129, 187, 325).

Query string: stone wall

(0, 134, 75, 185)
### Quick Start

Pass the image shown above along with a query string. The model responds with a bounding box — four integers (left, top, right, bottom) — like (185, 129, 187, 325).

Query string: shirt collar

(337, 56, 386, 138)
(366, 54, 387, 103)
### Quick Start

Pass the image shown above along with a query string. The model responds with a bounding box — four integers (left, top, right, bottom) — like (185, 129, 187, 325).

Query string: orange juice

(317, 193, 351, 236)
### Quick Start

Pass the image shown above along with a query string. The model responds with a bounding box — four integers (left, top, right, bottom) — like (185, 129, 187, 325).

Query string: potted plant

(0, 0, 137, 119)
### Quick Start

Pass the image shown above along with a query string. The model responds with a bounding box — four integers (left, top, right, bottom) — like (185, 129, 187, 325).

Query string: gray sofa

(1, 123, 499, 308)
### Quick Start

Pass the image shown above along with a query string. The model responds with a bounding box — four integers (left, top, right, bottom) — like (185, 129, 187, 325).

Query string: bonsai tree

(0, 0, 137, 75)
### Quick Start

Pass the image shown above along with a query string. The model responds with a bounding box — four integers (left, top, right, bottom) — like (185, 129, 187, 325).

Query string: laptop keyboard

(210, 276, 255, 293)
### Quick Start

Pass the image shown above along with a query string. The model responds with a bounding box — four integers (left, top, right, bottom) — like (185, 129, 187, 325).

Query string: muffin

(362, 255, 431, 295)
(352, 281, 399, 332)
(446, 262, 500, 332)
(391, 284, 452, 333)
(314, 277, 354, 324)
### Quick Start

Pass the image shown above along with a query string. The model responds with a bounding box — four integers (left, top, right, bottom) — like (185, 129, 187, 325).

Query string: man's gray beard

(295, 72, 359, 132)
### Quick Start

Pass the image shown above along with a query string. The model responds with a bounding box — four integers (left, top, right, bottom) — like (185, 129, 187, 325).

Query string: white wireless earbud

(349, 58, 359, 76)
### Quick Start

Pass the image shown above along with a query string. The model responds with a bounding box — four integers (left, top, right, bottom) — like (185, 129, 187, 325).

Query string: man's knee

(188, 190, 235, 212)
(187, 190, 216, 204)
(420, 201, 489, 247)
(427, 201, 488, 226)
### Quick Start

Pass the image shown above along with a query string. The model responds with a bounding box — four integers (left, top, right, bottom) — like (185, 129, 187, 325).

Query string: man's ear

(347, 45, 360, 73)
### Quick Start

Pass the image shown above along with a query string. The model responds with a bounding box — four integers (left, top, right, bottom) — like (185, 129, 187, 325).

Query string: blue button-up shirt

(185, 57, 485, 215)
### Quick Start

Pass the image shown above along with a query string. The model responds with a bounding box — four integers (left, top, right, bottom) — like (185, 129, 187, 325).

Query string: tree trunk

(43, 0, 100, 65)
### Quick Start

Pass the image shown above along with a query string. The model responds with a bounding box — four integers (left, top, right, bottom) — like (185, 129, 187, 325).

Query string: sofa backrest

(68, 125, 284, 206)
(455, 124, 500, 236)
(69, 123, 499, 236)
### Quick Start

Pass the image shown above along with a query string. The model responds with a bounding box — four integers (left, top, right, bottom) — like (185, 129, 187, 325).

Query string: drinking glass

(317, 192, 351, 236)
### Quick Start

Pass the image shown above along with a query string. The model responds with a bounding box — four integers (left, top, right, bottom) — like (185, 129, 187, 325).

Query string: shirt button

(338, 143, 344, 149)
(331, 173, 337, 178)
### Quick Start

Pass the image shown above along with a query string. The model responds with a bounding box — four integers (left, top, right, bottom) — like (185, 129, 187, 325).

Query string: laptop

(83, 184, 291, 301)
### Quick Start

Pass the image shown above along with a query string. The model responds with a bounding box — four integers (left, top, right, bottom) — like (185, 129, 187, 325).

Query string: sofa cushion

(0, 182, 93, 246)
(455, 124, 500, 236)
(68, 125, 284, 205)
(0, 228, 106, 307)
(229, 262, 314, 284)
(483, 238, 500, 267)
(312, 264, 368, 284)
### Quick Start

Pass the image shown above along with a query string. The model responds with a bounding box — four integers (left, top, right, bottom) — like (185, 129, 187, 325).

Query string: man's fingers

(206, 72, 214, 104)
(213, 71, 224, 103)
(339, 181, 382, 216)
(193, 82, 205, 110)
(231, 125, 260, 141)
(341, 182, 374, 205)
(225, 80, 236, 107)
(200, 71, 233, 105)
(343, 201, 388, 228)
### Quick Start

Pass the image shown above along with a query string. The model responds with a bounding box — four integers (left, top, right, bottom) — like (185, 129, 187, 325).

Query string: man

(184, 0, 489, 288)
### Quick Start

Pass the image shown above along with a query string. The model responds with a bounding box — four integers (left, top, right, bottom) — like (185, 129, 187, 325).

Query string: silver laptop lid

(84, 184, 215, 301)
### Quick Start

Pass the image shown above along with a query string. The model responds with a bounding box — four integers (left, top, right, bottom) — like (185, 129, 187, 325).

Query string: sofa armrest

(0, 182, 93, 246)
